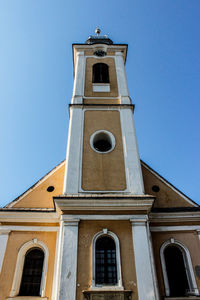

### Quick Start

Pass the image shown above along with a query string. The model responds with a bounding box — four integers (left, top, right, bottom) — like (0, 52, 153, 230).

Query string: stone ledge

(83, 290, 132, 300)
(54, 195, 154, 213)
(7, 297, 48, 300)
(164, 297, 200, 300)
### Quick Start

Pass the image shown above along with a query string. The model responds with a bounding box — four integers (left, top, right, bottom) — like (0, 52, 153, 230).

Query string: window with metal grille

(164, 245, 189, 296)
(95, 236, 117, 285)
(18, 248, 44, 296)
(92, 63, 109, 83)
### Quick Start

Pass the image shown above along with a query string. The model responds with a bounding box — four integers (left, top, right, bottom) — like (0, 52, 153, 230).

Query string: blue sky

(0, 0, 199, 207)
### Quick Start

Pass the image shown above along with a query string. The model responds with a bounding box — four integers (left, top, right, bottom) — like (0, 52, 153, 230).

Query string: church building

(1, 29, 200, 300)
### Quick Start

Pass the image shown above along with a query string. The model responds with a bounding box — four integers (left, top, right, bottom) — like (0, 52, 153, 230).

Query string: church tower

(54, 28, 158, 300)
(1, 29, 200, 300)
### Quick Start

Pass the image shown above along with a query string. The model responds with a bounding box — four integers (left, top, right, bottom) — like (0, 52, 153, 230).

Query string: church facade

(1, 30, 200, 300)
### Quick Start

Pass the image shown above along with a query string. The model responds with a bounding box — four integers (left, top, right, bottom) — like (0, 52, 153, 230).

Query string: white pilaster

(0, 229, 10, 273)
(115, 52, 130, 104)
(58, 219, 79, 300)
(63, 107, 83, 194)
(131, 217, 157, 300)
(120, 108, 144, 194)
(51, 226, 63, 300)
(72, 51, 85, 104)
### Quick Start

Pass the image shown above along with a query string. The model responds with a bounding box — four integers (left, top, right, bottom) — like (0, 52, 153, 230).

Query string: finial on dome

(85, 28, 113, 45)
(95, 27, 101, 36)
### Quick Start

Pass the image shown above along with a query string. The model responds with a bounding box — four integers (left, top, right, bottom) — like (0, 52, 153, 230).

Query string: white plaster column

(115, 52, 130, 104)
(120, 108, 144, 194)
(72, 51, 85, 104)
(197, 230, 200, 240)
(131, 217, 158, 300)
(63, 107, 83, 194)
(0, 229, 10, 273)
(58, 219, 79, 300)
(51, 226, 63, 300)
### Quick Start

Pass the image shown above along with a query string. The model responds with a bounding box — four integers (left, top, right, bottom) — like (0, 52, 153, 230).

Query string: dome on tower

(85, 27, 113, 45)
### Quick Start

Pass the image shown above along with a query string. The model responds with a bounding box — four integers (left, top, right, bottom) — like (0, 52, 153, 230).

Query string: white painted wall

(131, 217, 158, 300)
(72, 51, 85, 104)
(92, 84, 110, 92)
(63, 107, 83, 194)
(115, 52, 130, 104)
(58, 220, 79, 300)
(0, 230, 10, 273)
(120, 108, 144, 194)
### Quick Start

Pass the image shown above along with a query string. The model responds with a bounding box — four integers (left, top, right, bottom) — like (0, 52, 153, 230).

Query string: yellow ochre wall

(11, 162, 65, 209)
(142, 165, 194, 208)
(82, 110, 126, 191)
(7, 161, 195, 209)
(76, 220, 138, 300)
(0, 231, 57, 300)
(151, 231, 200, 297)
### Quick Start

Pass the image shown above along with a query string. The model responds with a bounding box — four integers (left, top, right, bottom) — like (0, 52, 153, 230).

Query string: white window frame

(90, 130, 116, 154)
(160, 238, 199, 296)
(91, 229, 123, 290)
(10, 239, 49, 298)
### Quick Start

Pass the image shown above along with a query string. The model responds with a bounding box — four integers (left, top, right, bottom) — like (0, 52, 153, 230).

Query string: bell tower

(54, 29, 158, 300)
(63, 28, 144, 195)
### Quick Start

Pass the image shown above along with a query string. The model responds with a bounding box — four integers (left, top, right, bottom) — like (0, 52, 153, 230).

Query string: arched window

(164, 245, 189, 296)
(19, 248, 44, 296)
(160, 239, 199, 297)
(10, 239, 49, 298)
(92, 63, 109, 83)
(96, 236, 117, 285)
(92, 230, 123, 289)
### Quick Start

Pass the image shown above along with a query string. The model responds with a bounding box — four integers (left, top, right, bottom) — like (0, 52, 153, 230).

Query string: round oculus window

(90, 130, 115, 153)
(47, 186, 55, 192)
(152, 185, 160, 192)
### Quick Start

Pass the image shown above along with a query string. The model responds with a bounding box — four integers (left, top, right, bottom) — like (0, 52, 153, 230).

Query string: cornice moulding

(150, 211, 200, 223)
(0, 211, 59, 223)
(54, 196, 154, 212)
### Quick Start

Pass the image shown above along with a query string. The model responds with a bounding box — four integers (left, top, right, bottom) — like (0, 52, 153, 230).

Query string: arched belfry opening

(92, 63, 109, 83)
(164, 245, 189, 296)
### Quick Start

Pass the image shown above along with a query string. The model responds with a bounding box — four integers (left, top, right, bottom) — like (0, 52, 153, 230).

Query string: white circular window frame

(90, 130, 116, 154)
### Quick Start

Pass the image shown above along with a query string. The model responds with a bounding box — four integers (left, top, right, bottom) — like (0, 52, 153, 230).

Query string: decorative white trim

(0, 230, 10, 273)
(91, 229, 123, 290)
(130, 217, 157, 300)
(160, 239, 199, 296)
(10, 239, 49, 297)
(90, 130, 115, 154)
